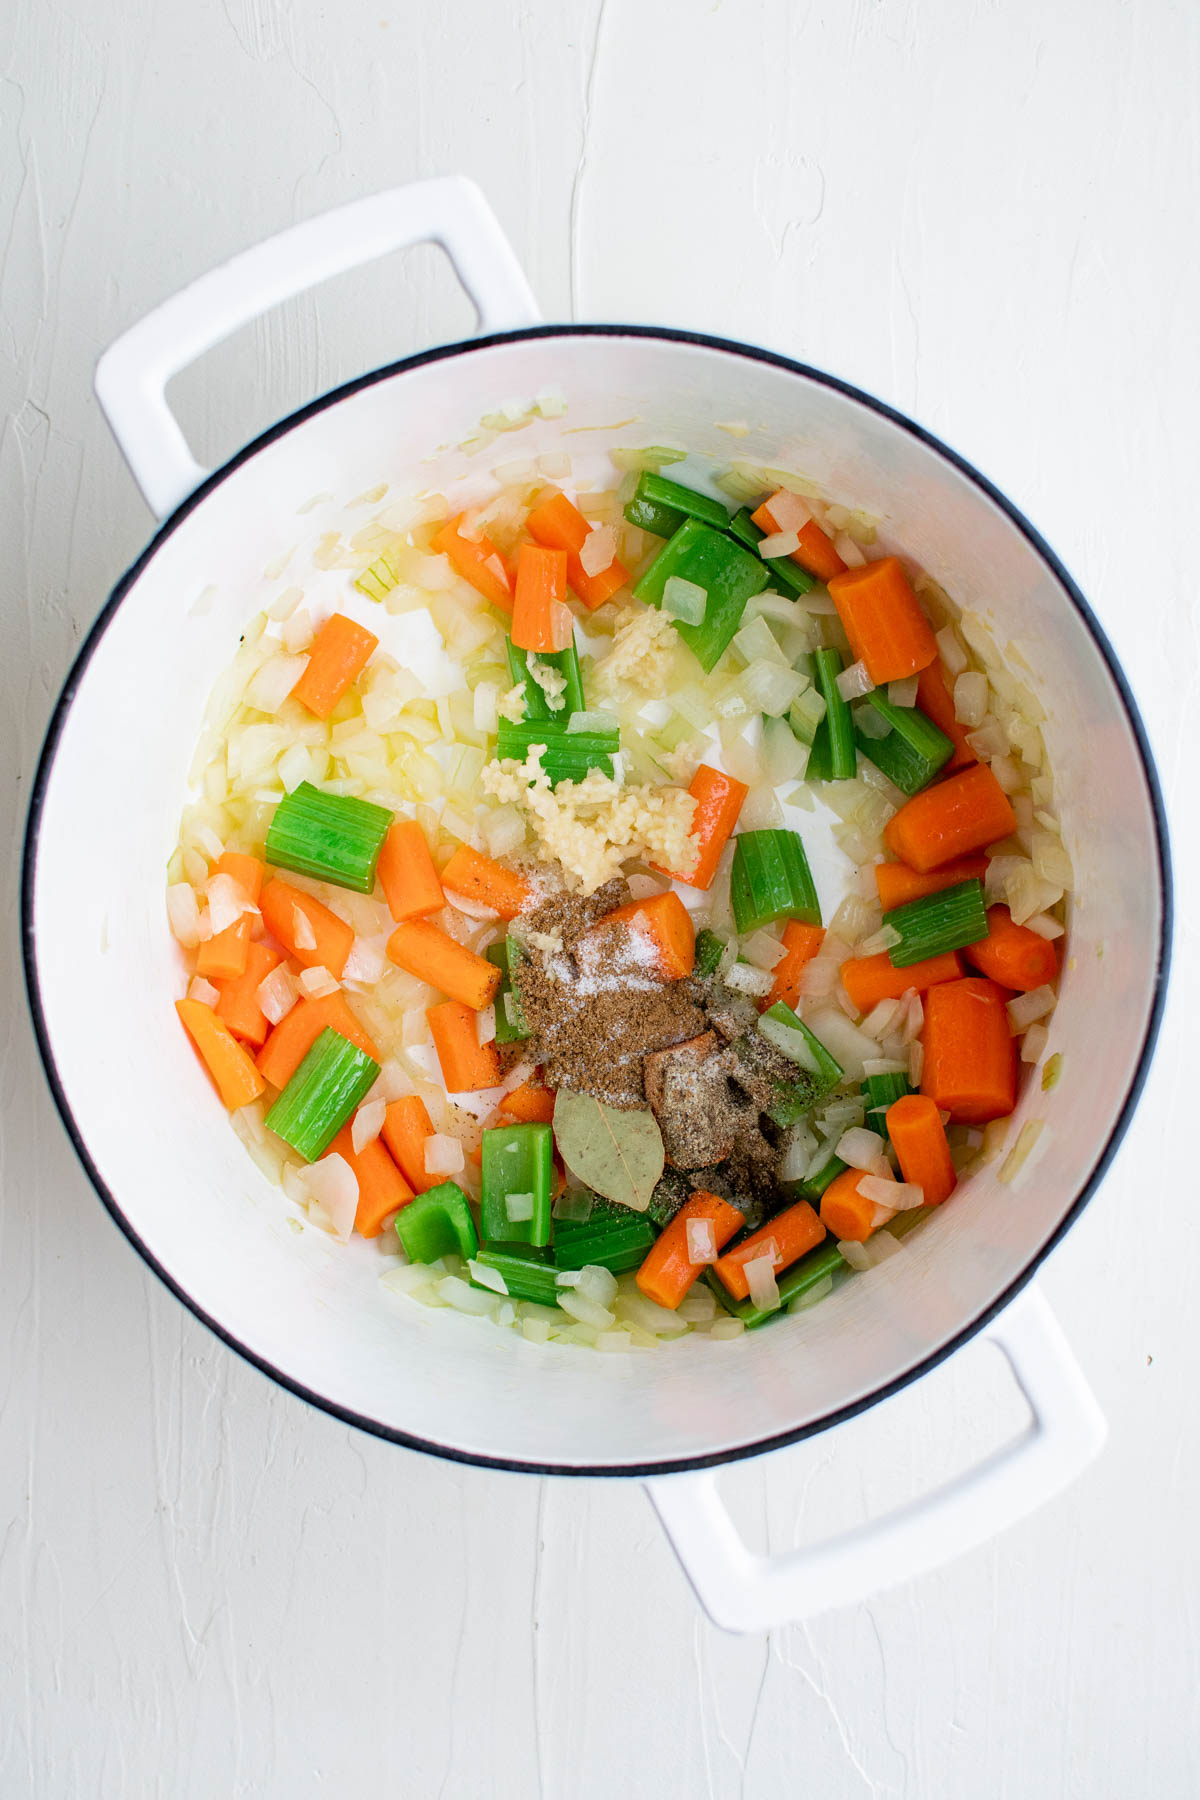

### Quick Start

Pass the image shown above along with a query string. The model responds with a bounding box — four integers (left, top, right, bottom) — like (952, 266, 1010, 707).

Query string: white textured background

(2, 0, 1197, 1794)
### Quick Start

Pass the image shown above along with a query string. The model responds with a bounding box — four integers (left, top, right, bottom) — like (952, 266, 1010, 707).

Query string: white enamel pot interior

(23, 182, 1170, 1630)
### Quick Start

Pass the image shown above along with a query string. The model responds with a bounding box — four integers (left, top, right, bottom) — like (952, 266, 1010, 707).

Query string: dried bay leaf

(552, 1090, 664, 1214)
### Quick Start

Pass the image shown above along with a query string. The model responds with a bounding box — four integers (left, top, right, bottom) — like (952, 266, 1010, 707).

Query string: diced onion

(686, 1217, 718, 1264)
(207, 872, 257, 933)
(575, 1265, 618, 1307)
(351, 1100, 387, 1153)
(556, 1289, 616, 1329)
(887, 676, 919, 707)
(765, 490, 812, 533)
(907, 1040, 924, 1086)
(424, 1133, 466, 1175)
(837, 1239, 871, 1271)
(757, 1014, 819, 1072)
(257, 964, 299, 1025)
(343, 937, 386, 984)
(245, 652, 307, 715)
(1020, 1022, 1050, 1064)
(861, 999, 903, 1041)
(299, 965, 339, 998)
(1006, 985, 1056, 1032)
(935, 625, 969, 677)
(742, 930, 786, 971)
(473, 681, 500, 734)
(758, 529, 801, 559)
(468, 1259, 509, 1295)
(167, 883, 203, 948)
(437, 1276, 500, 1316)
(567, 709, 620, 734)
(835, 1127, 889, 1173)
(709, 1317, 745, 1340)
(579, 525, 617, 577)
(292, 906, 317, 951)
(187, 976, 219, 1007)
(724, 960, 774, 998)
(301, 1153, 359, 1242)
(833, 531, 866, 568)
(953, 671, 989, 728)
(744, 1254, 781, 1312)
(836, 660, 875, 702)
(802, 1007, 880, 1083)
(780, 1126, 818, 1182)
(663, 575, 708, 625)
(281, 611, 314, 653)
(858, 1174, 924, 1210)
(505, 1191, 534, 1221)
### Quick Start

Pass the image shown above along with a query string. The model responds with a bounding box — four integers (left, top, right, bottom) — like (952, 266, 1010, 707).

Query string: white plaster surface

(1, 0, 1196, 1792)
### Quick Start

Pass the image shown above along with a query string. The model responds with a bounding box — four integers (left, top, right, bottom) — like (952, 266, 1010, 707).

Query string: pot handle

(94, 177, 541, 520)
(645, 1284, 1105, 1633)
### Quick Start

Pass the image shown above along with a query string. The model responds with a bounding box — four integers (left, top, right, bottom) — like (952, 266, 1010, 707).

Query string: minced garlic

(526, 655, 567, 712)
(482, 747, 698, 894)
(497, 682, 527, 723)
(592, 605, 678, 695)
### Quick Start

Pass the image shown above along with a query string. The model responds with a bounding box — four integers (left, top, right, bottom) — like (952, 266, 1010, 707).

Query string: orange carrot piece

(195, 914, 251, 980)
(712, 1201, 826, 1301)
(441, 844, 532, 920)
(526, 489, 629, 610)
(884, 763, 1017, 872)
(635, 1191, 745, 1311)
(921, 976, 1016, 1123)
(377, 819, 445, 922)
(963, 905, 1059, 992)
(599, 891, 695, 980)
(215, 940, 282, 1047)
(510, 543, 571, 653)
(874, 855, 989, 912)
(499, 1082, 557, 1124)
(291, 613, 379, 719)
(885, 1094, 957, 1207)
(433, 515, 515, 615)
(427, 1000, 503, 1092)
(329, 1122, 415, 1238)
(841, 948, 965, 1012)
(653, 764, 748, 890)
(764, 920, 826, 1012)
(260, 879, 355, 977)
(256, 991, 379, 1090)
(176, 997, 266, 1110)
(212, 851, 266, 904)
(387, 919, 501, 1010)
(752, 497, 846, 583)
(382, 1095, 440, 1193)
(915, 660, 976, 773)
(826, 557, 938, 685)
(819, 1169, 879, 1242)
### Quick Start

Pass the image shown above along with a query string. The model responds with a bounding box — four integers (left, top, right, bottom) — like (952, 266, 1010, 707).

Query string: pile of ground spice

(507, 877, 802, 1213)
(512, 880, 707, 1109)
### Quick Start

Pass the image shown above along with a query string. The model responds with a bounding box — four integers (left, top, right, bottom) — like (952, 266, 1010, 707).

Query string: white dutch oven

(22, 179, 1170, 1632)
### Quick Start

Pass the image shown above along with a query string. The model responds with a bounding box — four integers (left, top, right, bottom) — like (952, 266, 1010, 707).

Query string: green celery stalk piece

(471, 1243, 560, 1305)
(803, 716, 834, 781)
(760, 1002, 843, 1105)
(812, 647, 857, 782)
(634, 471, 731, 532)
(624, 491, 687, 537)
(264, 1027, 380, 1162)
(794, 1149, 848, 1202)
(883, 878, 989, 968)
(395, 1180, 479, 1264)
(862, 1070, 912, 1140)
(855, 690, 953, 796)
(485, 940, 530, 1044)
(693, 928, 727, 978)
(494, 720, 617, 786)
(633, 518, 769, 673)
(553, 1198, 657, 1273)
(505, 636, 585, 721)
(730, 830, 821, 934)
(705, 1239, 846, 1328)
(727, 508, 817, 597)
(265, 781, 392, 894)
(481, 1123, 554, 1245)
